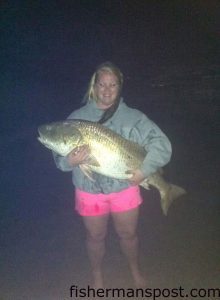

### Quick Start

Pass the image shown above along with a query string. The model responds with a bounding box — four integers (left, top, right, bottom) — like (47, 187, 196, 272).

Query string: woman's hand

(126, 169, 146, 185)
(67, 145, 90, 167)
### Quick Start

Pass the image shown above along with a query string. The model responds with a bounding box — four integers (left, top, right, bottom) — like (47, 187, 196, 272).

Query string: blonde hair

(84, 61, 123, 102)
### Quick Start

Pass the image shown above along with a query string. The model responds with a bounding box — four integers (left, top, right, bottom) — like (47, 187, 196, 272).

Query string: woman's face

(94, 70, 120, 109)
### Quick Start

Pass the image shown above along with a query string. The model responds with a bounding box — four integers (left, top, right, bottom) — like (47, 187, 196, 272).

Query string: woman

(54, 62, 172, 288)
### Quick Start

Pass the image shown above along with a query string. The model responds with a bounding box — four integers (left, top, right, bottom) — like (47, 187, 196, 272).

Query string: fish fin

(139, 179, 150, 190)
(140, 176, 186, 215)
(86, 155, 100, 167)
(79, 164, 95, 182)
(160, 184, 186, 216)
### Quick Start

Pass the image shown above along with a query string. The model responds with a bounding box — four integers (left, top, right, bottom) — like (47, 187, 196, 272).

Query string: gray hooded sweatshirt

(53, 99, 172, 194)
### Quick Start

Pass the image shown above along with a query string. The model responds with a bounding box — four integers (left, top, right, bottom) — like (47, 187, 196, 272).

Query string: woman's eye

(97, 82, 118, 88)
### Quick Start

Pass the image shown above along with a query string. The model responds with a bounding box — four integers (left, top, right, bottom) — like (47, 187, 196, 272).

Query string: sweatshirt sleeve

(52, 151, 73, 172)
(132, 114, 172, 177)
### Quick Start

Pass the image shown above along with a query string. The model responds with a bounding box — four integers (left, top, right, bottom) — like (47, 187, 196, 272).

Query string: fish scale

(74, 120, 146, 176)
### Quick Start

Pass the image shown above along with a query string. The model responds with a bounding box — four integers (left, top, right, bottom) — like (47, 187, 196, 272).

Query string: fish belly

(88, 140, 135, 179)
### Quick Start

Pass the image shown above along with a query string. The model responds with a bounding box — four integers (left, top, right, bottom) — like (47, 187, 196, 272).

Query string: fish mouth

(37, 135, 49, 148)
(37, 136, 44, 143)
(37, 129, 45, 143)
(37, 130, 51, 148)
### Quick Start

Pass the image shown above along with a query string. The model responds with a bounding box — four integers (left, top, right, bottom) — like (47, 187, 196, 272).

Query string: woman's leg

(112, 207, 146, 287)
(82, 214, 109, 288)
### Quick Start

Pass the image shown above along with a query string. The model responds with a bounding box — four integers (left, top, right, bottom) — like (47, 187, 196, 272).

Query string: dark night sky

(1, 1, 219, 135)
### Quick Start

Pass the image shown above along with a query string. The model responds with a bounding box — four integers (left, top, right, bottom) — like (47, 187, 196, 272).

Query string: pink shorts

(75, 186, 143, 216)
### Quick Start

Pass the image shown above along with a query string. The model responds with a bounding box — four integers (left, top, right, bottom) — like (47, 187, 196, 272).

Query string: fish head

(38, 121, 83, 156)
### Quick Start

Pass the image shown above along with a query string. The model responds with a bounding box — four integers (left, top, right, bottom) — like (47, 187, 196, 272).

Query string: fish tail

(140, 175, 186, 215)
(160, 184, 186, 216)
